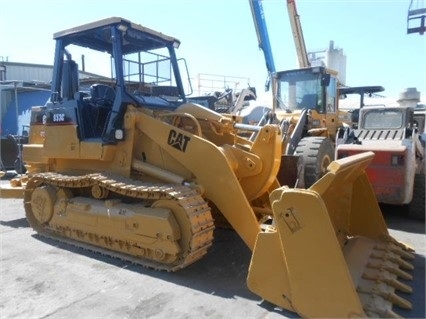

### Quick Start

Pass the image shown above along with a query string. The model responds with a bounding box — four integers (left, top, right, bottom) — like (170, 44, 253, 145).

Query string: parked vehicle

(0, 128, 28, 174)
(336, 105, 425, 219)
(249, 0, 350, 187)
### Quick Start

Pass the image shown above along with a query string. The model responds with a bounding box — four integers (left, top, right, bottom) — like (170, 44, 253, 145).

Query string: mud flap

(247, 152, 415, 318)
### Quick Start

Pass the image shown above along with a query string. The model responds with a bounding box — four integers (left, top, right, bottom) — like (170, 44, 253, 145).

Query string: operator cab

(46, 17, 193, 143)
(338, 86, 385, 128)
(276, 66, 337, 114)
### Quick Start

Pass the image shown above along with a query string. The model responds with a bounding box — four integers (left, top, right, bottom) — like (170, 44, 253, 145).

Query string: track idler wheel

(30, 185, 57, 224)
(91, 184, 109, 199)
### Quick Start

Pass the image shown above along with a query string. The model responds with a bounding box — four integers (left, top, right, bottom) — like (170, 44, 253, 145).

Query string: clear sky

(1, 0, 425, 101)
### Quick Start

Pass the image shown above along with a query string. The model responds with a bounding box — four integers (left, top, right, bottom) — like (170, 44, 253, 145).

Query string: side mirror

(264, 75, 271, 92)
(321, 74, 331, 87)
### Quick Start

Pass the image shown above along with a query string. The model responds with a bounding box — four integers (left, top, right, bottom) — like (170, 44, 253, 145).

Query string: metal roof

(339, 86, 385, 96)
(53, 17, 181, 55)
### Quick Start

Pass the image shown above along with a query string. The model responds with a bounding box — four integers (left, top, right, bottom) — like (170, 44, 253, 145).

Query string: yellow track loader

(6, 17, 415, 318)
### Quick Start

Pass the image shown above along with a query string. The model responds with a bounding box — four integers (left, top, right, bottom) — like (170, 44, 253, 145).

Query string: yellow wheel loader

(267, 67, 342, 188)
(12, 17, 416, 318)
(248, 0, 353, 188)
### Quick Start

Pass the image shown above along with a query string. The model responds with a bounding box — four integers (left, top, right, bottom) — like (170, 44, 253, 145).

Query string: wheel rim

(319, 153, 332, 176)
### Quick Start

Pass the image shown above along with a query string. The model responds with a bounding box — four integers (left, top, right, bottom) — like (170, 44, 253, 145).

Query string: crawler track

(25, 172, 215, 271)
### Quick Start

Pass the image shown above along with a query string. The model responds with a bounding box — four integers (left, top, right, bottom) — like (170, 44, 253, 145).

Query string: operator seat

(90, 83, 116, 107)
(299, 94, 318, 109)
(89, 84, 116, 137)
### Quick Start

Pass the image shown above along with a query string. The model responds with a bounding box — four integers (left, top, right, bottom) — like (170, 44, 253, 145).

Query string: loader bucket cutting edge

(247, 152, 415, 318)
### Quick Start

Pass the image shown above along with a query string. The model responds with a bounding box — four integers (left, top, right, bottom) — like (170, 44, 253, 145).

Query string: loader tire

(407, 173, 425, 220)
(294, 136, 334, 188)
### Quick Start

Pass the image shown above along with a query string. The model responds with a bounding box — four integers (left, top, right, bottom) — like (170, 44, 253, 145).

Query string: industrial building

(0, 61, 105, 171)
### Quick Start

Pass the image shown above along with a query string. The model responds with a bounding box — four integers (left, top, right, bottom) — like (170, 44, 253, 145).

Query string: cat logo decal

(167, 129, 190, 152)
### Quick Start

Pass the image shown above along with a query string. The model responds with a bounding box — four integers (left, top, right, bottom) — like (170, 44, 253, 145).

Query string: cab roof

(53, 17, 181, 55)
(339, 86, 385, 96)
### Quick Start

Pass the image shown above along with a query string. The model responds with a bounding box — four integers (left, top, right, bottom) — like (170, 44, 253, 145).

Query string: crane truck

(1, 17, 417, 318)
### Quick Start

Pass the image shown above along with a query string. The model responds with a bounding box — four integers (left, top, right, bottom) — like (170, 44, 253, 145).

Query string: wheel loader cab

(276, 67, 334, 114)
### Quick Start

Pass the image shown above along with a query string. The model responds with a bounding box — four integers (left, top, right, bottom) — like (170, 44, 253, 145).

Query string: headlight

(115, 129, 124, 140)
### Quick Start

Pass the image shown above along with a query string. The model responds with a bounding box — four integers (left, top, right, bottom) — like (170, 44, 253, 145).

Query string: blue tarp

(1, 90, 50, 136)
